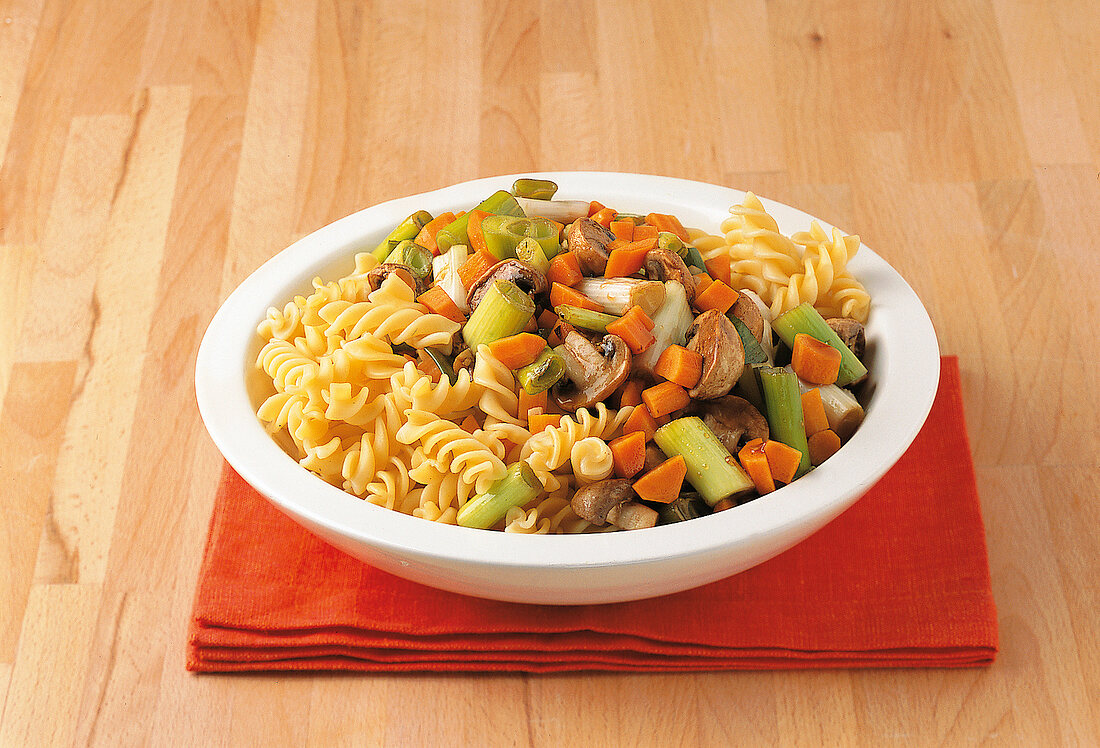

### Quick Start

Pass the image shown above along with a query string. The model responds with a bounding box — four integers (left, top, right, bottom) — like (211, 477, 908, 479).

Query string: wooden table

(3, 0, 1097, 744)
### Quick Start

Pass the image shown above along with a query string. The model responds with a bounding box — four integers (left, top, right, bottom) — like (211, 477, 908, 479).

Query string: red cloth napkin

(188, 356, 997, 672)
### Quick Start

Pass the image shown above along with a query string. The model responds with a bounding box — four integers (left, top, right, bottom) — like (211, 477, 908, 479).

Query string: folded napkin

(188, 356, 997, 672)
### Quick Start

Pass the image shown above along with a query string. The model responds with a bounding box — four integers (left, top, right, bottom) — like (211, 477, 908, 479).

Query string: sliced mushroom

(466, 259, 548, 311)
(567, 217, 617, 276)
(452, 344, 475, 374)
(571, 479, 658, 530)
(552, 331, 631, 411)
(367, 263, 423, 296)
(826, 317, 866, 360)
(698, 396, 769, 453)
(684, 310, 745, 399)
(729, 293, 765, 343)
(644, 249, 697, 303)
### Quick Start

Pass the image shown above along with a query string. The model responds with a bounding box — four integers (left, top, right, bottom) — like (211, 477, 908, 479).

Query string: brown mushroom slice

(571, 479, 658, 530)
(684, 310, 745, 399)
(700, 396, 769, 453)
(552, 331, 631, 411)
(643, 248, 697, 303)
(826, 317, 866, 360)
(643, 443, 668, 473)
(367, 263, 423, 296)
(729, 293, 765, 343)
(466, 259, 548, 311)
(567, 217, 617, 275)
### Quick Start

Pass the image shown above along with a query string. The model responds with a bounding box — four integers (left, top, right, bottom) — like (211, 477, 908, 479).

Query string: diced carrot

(528, 412, 560, 433)
(609, 430, 647, 479)
(416, 285, 466, 325)
(693, 279, 740, 315)
(632, 224, 658, 241)
(645, 213, 690, 242)
(466, 209, 491, 254)
(631, 455, 687, 503)
(604, 246, 649, 278)
(460, 414, 481, 433)
(591, 207, 617, 228)
(692, 272, 714, 296)
(641, 381, 691, 418)
(791, 333, 842, 385)
(550, 282, 604, 313)
(415, 212, 456, 255)
(458, 249, 498, 288)
(704, 254, 731, 286)
(737, 439, 776, 495)
(801, 387, 830, 436)
(547, 218, 565, 241)
(621, 403, 659, 442)
(546, 318, 574, 348)
(763, 439, 803, 484)
(808, 429, 843, 465)
(522, 315, 538, 332)
(588, 200, 606, 217)
(653, 344, 703, 389)
(518, 388, 548, 420)
(618, 379, 645, 408)
(537, 308, 559, 332)
(609, 219, 634, 242)
(487, 333, 547, 370)
(605, 305, 656, 354)
(546, 252, 583, 288)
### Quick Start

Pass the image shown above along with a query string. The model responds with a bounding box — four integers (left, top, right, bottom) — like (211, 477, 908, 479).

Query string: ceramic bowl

(195, 172, 939, 605)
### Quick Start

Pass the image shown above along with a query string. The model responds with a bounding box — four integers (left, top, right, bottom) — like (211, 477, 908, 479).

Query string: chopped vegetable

(516, 237, 552, 274)
(456, 462, 543, 529)
(621, 403, 659, 442)
(617, 379, 645, 408)
(633, 280, 693, 376)
(653, 416, 755, 506)
(466, 209, 491, 254)
(556, 304, 618, 333)
(609, 219, 635, 242)
(772, 303, 867, 386)
(546, 251, 583, 287)
(641, 381, 691, 418)
(417, 285, 466, 325)
(372, 210, 433, 261)
(550, 282, 604, 313)
(435, 190, 525, 252)
(487, 332, 550, 370)
(693, 279, 739, 315)
(807, 428, 843, 465)
(414, 212, 456, 255)
(480, 215, 560, 260)
(632, 455, 687, 503)
(788, 368, 865, 440)
(704, 254, 731, 285)
(462, 279, 535, 350)
(518, 386, 547, 417)
(511, 178, 558, 200)
(758, 366, 812, 478)
(800, 387, 830, 436)
(605, 305, 656, 354)
(609, 430, 647, 478)
(737, 439, 776, 495)
(575, 277, 665, 316)
(645, 213, 690, 242)
(653, 344, 703, 389)
(762, 439, 804, 484)
(515, 347, 566, 394)
(528, 412, 560, 433)
(457, 249, 499, 289)
(791, 333, 842, 385)
(432, 244, 469, 311)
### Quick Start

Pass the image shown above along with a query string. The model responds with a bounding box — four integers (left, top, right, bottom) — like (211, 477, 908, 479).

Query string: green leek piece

(657, 231, 686, 257)
(511, 178, 558, 200)
(515, 237, 551, 274)
(735, 363, 768, 414)
(654, 417, 755, 506)
(683, 244, 708, 273)
(456, 462, 543, 529)
(480, 215, 560, 260)
(422, 347, 457, 385)
(555, 304, 619, 333)
(372, 210, 433, 261)
(383, 239, 432, 278)
(771, 303, 868, 386)
(729, 314, 770, 365)
(657, 494, 708, 524)
(435, 190, 525, 252)
(758, 366, 812, 478)
(462, 279, 535, 350)
(516, 348, 565, 395)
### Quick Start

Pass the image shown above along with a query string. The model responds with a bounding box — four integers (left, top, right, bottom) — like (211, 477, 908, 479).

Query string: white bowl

(195, 172, 939, 605)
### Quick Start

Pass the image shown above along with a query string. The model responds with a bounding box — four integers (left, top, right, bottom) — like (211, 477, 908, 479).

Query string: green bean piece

(555, 304, 619, 333)
(383, 239, 433, 278)
(515, 237, 551, 274)
(653, 417, 755, 506)
(771, 303, 868, 386)
(456, 462, 544, 529)
(511, 178, 558, 200)
(435, 190, 526, 252)
(758, 366, 812, 478)
(462, 279, 535, 350)
(372, 210, 433, 261)
(480, 215, 560, 260)
(516, 348, 566, 395)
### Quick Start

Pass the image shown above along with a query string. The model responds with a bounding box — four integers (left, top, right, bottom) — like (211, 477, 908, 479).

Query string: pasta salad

(255, 180, 871, 533)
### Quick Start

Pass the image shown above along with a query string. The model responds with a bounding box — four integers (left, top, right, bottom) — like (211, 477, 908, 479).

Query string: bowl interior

(195, 171, 940, 596)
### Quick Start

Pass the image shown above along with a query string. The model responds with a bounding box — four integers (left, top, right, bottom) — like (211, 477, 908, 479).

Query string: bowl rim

(195, 171, 940, 571)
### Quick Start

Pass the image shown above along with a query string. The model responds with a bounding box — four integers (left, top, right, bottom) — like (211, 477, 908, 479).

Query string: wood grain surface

(2, 0, 1098, 745)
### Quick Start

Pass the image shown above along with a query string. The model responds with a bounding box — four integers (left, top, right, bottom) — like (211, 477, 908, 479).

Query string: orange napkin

(188, 357, 997, 672)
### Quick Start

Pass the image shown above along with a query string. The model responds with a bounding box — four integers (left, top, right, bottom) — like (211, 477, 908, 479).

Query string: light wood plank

(0, 0, 45, 161)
